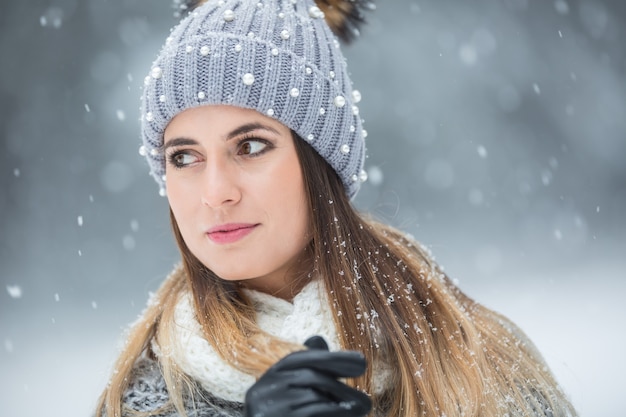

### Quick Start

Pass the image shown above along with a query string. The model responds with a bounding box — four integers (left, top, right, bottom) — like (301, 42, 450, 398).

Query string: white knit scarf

(161, 279, 390, 403)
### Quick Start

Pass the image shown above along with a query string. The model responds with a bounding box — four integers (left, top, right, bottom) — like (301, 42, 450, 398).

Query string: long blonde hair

(97, 132, 576, 417)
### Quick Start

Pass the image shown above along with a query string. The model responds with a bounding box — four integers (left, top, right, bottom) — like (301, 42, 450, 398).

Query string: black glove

(244, 336, 372, 417)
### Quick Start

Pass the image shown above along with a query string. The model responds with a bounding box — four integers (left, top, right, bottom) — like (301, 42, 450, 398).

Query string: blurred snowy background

(1, 0, 624, 416)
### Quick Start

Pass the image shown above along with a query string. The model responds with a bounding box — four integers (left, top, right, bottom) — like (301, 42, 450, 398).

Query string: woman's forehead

(164, 105, 290, 138)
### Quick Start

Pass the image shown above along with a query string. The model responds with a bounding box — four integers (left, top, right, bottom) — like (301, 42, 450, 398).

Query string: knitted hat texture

(140, 0, 368, 198)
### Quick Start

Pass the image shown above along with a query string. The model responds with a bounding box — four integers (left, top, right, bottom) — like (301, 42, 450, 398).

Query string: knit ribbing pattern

(141, 0, 366, 198)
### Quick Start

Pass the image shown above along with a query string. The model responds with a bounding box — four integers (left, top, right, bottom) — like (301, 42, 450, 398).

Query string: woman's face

(164, 105, 311, 296)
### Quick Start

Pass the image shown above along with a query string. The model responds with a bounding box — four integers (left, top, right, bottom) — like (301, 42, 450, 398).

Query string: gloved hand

(244, 335, 372, 417)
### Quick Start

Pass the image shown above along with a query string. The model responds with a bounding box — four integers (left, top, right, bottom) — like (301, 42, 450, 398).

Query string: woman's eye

(238, 139, 268, 156)
(168, 152, 197, 168)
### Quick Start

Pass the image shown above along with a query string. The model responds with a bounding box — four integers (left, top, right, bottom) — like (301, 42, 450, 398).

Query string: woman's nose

(200, 160, 242, 208)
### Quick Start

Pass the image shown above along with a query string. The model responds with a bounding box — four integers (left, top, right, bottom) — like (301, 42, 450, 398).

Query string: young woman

(97, 0, 577, 416)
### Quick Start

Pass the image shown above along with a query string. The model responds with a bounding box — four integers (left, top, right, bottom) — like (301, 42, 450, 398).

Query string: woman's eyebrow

(163, 137, 198, 151)
(226, 122, 280, 140)
(164, 123, 280, 151)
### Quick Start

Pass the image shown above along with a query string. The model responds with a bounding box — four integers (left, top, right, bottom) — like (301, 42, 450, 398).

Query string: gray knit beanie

(139, 0, 370, 199)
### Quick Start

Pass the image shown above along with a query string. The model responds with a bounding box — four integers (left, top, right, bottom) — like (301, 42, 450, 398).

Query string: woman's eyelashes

(236, 136, 273, 157)
(166, 136, 274, 169)
(167, 150, 199, 169)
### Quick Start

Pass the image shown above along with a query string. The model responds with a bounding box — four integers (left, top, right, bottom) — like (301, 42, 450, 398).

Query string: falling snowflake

(6, 285, 22, 299)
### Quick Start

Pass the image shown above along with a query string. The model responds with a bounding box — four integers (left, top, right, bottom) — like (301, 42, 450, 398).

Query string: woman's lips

(206, 223, 258, 244)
